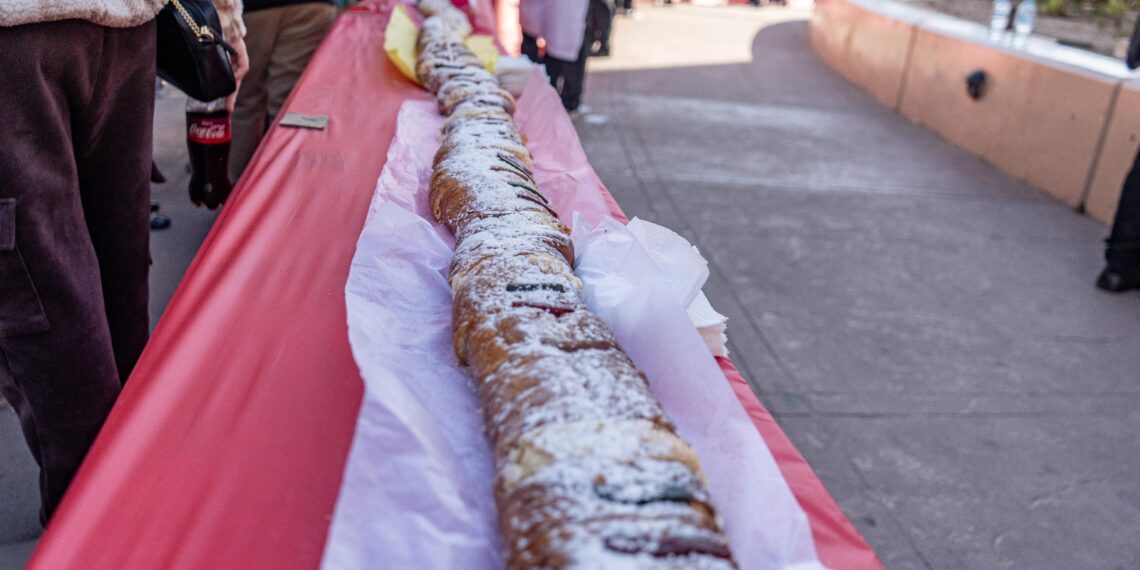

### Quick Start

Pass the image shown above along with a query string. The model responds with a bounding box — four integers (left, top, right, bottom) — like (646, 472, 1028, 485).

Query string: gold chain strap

(170, 0, 215, 41)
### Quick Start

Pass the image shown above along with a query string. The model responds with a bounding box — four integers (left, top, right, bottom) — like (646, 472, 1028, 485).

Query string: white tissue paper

(494, 56, 535, 97)
(621, 217, 730, 357)
(688, 291, 730, 357)
(624, 218, 709, 307)
(571, 216, 825, 570)
(326, 200, 504, 570)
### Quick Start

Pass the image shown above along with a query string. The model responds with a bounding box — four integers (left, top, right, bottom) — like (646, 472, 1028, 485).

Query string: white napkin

(618, 217, 730, 356)
(688, 291, 730, 357)
(570, 215, 825, 570)
(494, 56, 536, 97)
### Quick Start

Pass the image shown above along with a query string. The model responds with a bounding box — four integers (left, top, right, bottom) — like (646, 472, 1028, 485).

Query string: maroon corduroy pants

(0, 19, 155, 522)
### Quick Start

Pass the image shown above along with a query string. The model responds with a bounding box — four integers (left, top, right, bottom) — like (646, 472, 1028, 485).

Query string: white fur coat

(0, 0, 245, 44)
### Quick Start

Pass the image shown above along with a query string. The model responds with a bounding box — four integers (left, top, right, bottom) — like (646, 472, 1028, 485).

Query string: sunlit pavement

(575, 4, 1140, 568)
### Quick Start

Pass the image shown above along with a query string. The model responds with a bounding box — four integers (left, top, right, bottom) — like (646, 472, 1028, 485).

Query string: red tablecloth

(30, 3, 880, 568)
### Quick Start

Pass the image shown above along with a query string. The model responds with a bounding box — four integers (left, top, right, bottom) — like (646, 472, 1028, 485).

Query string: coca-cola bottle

(185, 97, 233, 209)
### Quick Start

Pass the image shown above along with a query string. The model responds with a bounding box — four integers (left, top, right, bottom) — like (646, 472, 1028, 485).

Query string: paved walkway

(576, 4, 1140, 569)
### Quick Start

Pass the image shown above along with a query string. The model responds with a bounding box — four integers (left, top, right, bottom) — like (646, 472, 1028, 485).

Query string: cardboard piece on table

(383, 3, 497, 86)
(279, 113, 329, 130)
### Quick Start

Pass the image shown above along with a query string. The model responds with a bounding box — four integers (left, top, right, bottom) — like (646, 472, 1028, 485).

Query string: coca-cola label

(187, 116, 231, 144)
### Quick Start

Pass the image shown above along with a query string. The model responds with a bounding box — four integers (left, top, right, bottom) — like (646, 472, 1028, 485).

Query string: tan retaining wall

(811, 0, 1139, 223)
(1086, 80, 1140, 224)
(811, 0, 922, 108)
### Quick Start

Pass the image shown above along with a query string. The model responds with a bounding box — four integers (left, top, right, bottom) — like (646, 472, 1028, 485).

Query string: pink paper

(512, 68, 614, 228)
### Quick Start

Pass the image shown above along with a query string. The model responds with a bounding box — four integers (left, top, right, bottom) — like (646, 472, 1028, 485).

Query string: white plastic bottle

(1014, 0, 1037, 38)
(990, 0, 1012, 39)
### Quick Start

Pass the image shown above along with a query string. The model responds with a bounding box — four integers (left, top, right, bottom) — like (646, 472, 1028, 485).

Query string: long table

(29, 3, 881, 568)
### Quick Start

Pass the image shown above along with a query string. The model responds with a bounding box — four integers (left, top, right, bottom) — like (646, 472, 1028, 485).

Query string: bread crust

(415, 4, 737, 567)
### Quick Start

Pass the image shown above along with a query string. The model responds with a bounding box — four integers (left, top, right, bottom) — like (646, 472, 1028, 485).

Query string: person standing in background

(230, 0, 337, 181)
(1096, 18, 1140, 293)
(588, 0, 615, 57)
(1099, 152, 1140, 292)
(0, 0, 246, 522)
(519, 0, 591, 112)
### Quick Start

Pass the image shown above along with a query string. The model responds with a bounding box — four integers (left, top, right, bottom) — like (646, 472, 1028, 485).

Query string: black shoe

(150, 213, 171, 230)
(150, 162, 166, 184)
(1096, 267, 1140, 292)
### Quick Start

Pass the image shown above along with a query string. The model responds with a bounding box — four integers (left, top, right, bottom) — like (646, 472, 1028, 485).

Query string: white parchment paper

(572, 216, 825, 570)
(325, 72, 826, 570)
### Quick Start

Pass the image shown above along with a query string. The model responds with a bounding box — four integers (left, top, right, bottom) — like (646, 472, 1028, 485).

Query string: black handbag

(156, 0, 237, 101)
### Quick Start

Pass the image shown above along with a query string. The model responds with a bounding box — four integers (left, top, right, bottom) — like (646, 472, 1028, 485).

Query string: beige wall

(811, 0, 917, 109)
(810, 0, 852, 74)
(899, 29, 1118, 207)
(1085, 81, 1140, 225)
(810, 0, 1132, 221)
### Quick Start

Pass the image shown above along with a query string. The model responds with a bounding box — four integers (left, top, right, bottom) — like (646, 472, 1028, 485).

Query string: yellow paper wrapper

(384, 4, 420, 83)
(465, 35, 498, 74)
(384, 3, 498, 86)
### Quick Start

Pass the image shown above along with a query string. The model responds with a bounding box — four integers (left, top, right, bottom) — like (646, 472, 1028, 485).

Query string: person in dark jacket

(1097, 19, 1140, 292)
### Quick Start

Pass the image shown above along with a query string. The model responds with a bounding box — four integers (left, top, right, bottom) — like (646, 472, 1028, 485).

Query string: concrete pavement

(576, 4, 1140, 569)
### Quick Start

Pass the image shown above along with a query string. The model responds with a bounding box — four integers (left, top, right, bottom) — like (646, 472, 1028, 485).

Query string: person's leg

(264, 3, 337, 122)
(521, 32, 541, 63)
(597, 0, 614, 56)
(230, 8, 280, 182)
(521, 32, 568, 93)
(1107, 150, 1140, 249)
(524, 30, 566, 94)
(0, 20, 143, 521)
(1098, 148, 1140, 291)
(588, 0, 613, 56)
(543, 55, 568, 96)
(557, 28, 593, 112)
(1128, 17, 1140, 70)
(76, 21, 157, 383)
